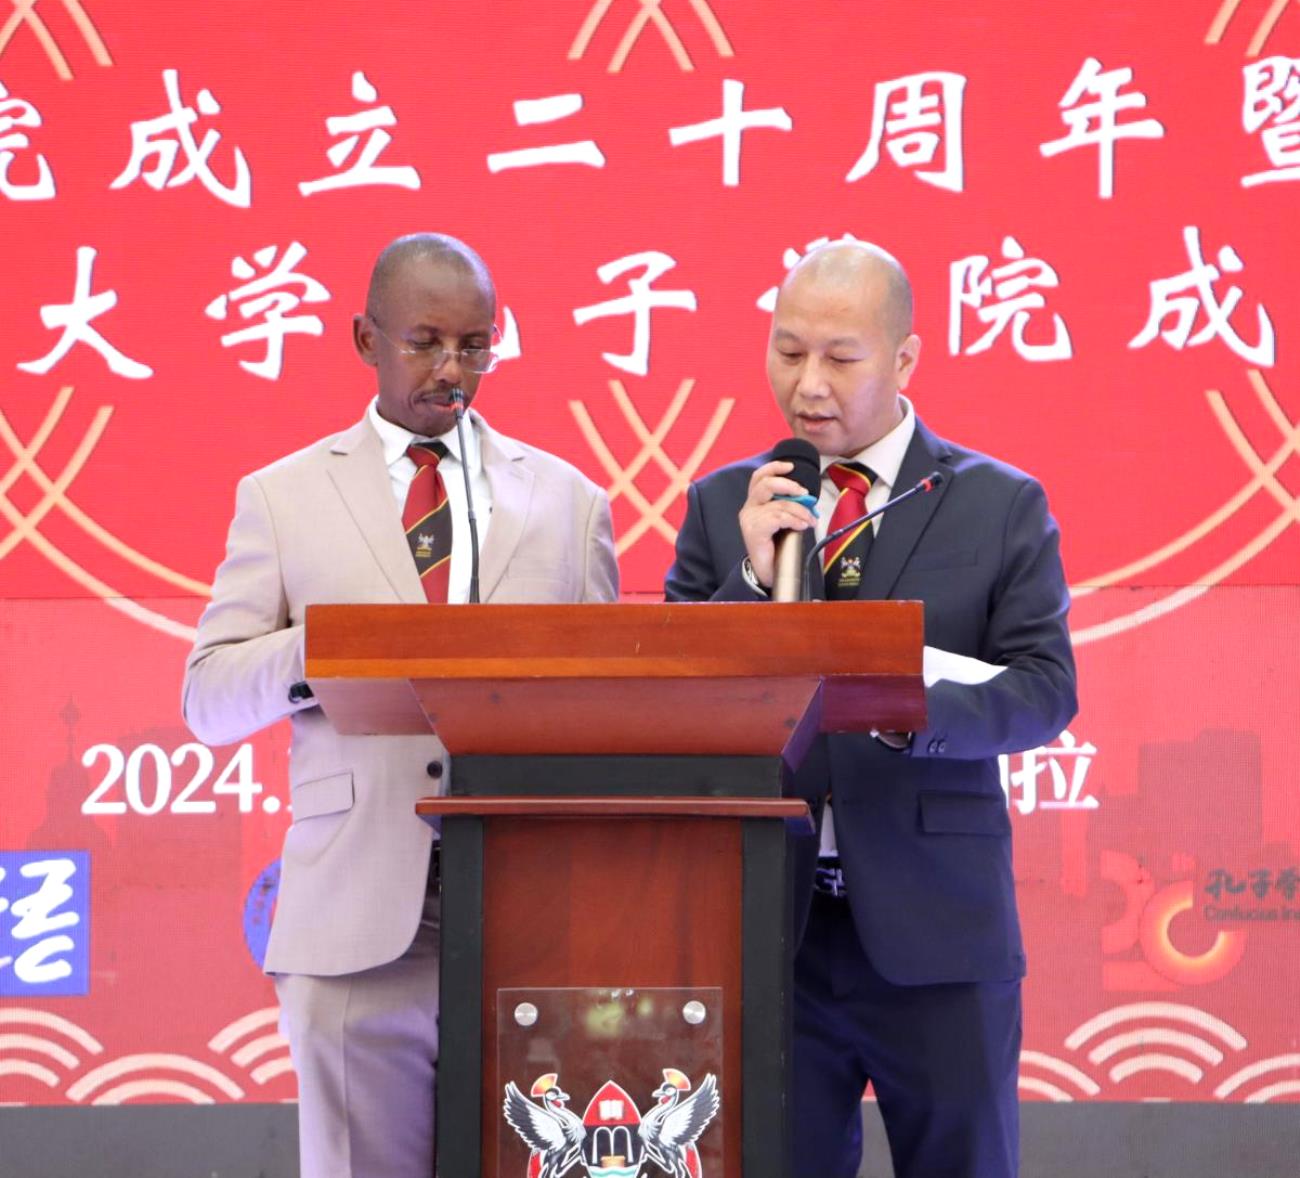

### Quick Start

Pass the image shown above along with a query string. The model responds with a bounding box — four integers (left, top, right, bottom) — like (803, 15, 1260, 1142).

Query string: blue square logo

(0, 851, 91, 997)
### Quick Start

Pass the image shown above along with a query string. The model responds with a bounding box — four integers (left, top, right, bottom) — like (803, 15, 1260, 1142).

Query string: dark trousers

(792, 891, 1022, 1178)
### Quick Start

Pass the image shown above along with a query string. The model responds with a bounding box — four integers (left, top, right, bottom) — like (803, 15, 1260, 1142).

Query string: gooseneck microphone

(801, 470, 946, 601)
(449, 388, 482, 604)
(770, 437, 823, 602)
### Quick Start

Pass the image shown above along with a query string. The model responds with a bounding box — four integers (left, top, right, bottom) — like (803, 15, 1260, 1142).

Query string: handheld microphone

(449, 387, 482, 604)
(770, 438, 822, 602)
(802, 470, 946, 600)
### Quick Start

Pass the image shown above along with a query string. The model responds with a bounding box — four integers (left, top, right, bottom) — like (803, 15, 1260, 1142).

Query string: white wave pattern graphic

(1215, 1055, 1300, 1103)
(1064, 1002, 1248, 1092)
(1019, 1002, 1297, 1102)
(0, 1008, 105, 1094)
(0, 1006, 300, 1106)
(208, 1007, 296, 1088)
(1017, 1050, 1102, 1101)
(67, 1054, 245, 1104)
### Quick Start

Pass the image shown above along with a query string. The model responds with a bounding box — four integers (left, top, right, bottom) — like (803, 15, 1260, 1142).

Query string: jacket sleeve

(181, 474, 315, 747)
(911, 477, 1078, 760)
(582, 486, 621, 603)
(664, 481, 765, 603)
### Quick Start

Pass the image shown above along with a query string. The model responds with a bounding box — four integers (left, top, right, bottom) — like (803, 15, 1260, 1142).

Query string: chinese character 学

(204, 242, 331, 380)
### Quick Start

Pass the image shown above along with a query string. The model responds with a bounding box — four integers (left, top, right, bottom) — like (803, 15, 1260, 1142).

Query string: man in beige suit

(183, 233, 618, 1178)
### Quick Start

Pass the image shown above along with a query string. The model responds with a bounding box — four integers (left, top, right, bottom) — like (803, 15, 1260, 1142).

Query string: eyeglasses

(368, 316, 501, 374)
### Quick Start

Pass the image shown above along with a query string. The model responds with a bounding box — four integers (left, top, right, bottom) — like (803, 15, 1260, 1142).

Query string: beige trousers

(275, 893, 440, 1178)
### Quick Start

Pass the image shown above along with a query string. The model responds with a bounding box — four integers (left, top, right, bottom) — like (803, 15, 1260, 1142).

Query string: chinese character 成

(1129, 226, 1275, 366)
(111, 68, 252, 208)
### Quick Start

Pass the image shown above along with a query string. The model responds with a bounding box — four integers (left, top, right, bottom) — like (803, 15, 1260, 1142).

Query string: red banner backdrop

(2, 0, 1298, 1114)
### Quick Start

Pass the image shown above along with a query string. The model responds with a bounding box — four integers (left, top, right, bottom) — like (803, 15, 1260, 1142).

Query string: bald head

(779, 240, 913, 348)
(766, 239, 921, 455)
(366, 233, 496, 323)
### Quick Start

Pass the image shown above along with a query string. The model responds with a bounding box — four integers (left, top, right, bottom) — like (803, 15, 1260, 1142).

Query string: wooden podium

(306, 602, 924, 1178)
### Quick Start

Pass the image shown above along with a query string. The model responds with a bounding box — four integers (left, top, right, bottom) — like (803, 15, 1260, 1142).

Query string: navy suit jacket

(665, 415, 1077, 986)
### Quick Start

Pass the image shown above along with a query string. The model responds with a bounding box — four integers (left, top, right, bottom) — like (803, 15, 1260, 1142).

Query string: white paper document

(923, 645, 1007, 687)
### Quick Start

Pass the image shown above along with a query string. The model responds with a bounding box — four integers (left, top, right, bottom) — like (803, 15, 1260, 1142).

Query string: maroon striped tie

(822, 462, 875, 600)
(403, 441, 452, 603)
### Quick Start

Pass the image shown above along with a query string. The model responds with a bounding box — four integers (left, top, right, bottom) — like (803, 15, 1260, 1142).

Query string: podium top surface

(305, 601, 924, 756)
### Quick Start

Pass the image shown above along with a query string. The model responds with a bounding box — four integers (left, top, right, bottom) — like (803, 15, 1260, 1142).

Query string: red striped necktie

(822, 461, 875, 600)
(403, 441, 453, 603)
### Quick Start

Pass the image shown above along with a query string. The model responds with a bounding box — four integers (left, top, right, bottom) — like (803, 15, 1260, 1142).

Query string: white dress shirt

(812, 395, 916, 545)
(367, 398, 494, 605)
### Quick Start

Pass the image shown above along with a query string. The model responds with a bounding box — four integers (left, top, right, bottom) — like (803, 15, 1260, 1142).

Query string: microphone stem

(451, 392, 481, 604)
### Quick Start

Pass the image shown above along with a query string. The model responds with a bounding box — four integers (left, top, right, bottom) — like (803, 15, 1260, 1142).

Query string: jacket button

(937, 739, 947, 753)
(426, 761, 443, 779)
(927, 739, 940, 754)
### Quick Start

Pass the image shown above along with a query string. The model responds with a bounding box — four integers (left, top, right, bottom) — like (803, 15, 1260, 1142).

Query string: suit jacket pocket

(290, 771, 355, 821)
(919, 791, 1010, 836)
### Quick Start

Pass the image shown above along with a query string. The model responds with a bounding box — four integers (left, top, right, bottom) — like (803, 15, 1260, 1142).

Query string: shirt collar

(367, 397, 482, 472)
(819, 395, 915, 491)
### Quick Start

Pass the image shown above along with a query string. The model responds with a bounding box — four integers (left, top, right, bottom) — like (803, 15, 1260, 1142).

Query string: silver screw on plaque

(682, 1000, 707, 1025)
(514, 1003, 538, 1028)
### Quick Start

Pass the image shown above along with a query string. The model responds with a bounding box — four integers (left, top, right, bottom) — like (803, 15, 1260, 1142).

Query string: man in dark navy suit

(665, 241, 1076, 1178)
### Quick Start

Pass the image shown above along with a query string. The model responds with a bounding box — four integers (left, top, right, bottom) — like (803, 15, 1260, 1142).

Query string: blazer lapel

(326, 416, 425, 602)
(477, 415, 534, 602)
(857, 417, 953, 601)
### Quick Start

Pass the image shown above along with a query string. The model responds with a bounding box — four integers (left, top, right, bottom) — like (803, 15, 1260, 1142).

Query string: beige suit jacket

(182, 410, 618, 976)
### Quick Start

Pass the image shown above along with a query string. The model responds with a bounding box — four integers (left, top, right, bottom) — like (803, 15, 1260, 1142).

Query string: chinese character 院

(0, 81, 56, 201)
(1129, 226, 1275, 366)
(573, 251, 697, 376)
(999, 728, 1098, 815)
(111, 68, 252, 208)
(668, 78, 792, 186)
(299, 70, 421, 196)
(1241, 57, 1300, 187)
(17, 246, 153, 379)
(0, 852, 90, 996)
(846, 72, 966, 192)
(1039, 57, 1164, 199)
(204, 242, 331, 380)
(487, 93, 606, 173)
(949, 236, 1072, 361)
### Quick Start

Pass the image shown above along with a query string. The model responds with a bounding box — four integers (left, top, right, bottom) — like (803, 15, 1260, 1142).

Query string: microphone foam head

(771, 437, 822, 498)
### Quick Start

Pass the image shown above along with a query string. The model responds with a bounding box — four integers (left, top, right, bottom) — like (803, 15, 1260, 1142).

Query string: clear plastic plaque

(496, 986, 724, 1178)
